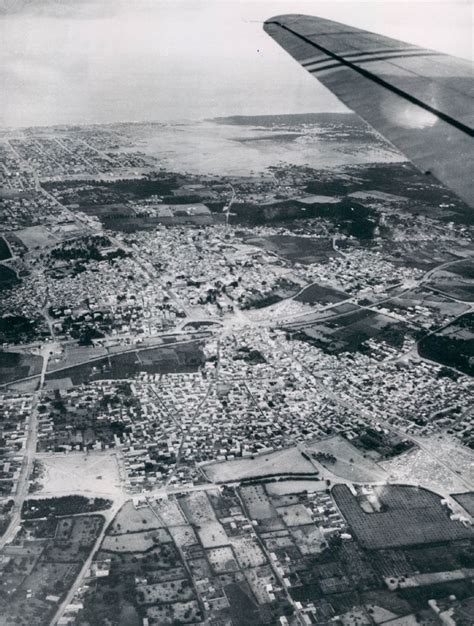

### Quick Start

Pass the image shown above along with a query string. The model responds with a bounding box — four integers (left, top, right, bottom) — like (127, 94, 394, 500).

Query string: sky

(1, 0, 472, 128)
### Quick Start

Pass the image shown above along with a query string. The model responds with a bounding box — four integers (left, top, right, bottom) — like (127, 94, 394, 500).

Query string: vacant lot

(34, 451, 122, 497)
(168, 524, 198, 549)
(204, 447, 316, 483)
(333, 484, 473, 548)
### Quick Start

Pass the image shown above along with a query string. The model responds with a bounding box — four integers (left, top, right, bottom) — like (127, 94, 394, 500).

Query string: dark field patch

(246, 235, 337, 265)
(0, 264, 19, 291)
(46, 341, 205, 385)
(295, 283, 349, 305)
(0, 237, 11, 261)
(418, 313, 474, 376)
(0, 315, 49, 344)
(332, 485, 473, 549)
(0, 350, 43, 383)
(285, 308, 409, 354)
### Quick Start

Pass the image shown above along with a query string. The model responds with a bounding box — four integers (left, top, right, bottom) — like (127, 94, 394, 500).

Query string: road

(0, 345, 51, 550)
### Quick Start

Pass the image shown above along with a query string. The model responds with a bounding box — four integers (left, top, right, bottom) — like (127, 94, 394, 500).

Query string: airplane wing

(264, 15, 474, 208)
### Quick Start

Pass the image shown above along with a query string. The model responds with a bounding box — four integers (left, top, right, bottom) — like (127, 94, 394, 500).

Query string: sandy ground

(35, 450, 124, 498)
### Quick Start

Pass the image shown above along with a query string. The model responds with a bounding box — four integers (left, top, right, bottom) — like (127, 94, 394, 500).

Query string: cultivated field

(206, 546, 239, 573)
(229, 535, 267, 568)
(240, 485, 280, 520)
(289, 525, 326, 555)
(136, 579, 194, 604)
(333, 484, 473, 548)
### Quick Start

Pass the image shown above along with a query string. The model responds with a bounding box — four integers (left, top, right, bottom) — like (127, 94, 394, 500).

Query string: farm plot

(276, 503, 313, 526)
(109, 501, 163, 534)
(229, 535, 267, 568)
(266, 479, 328, 495)
(145, 600, 201, 625)
(136, 579, 194, 604)
(418, 312, 474, 375)
(206, 546, 239, 574)
(197, 522, 229, 549)
(426, 259, 474, 301)
(240, 485, 280, 520)
(333, 484, 473, 548)
(289, 525, 326, 555)
(244, 565, 276, 604)
(204, 446, 316, 483)
(151, 498, 186, 526)
(306, 436, 388, 483)
(288, 307, 411, 354)
(168, 524, 198, 549)
(101, 528, 171, 553)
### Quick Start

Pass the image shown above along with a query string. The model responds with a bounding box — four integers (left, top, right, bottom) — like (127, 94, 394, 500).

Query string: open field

(333, 484, 473, 548)
(15, 226, 59, 249)
(102, 528, 171, 552)
(266, 479, 328, 495)
(110, 501, 163, 534)
(275, 502, 313, 526)
(34, 451, 122, 497)
(295, 283, 349, 305)
(203, 446, 316, 483)
(151, 498, 187, 526)
(306, 436, 388, 483)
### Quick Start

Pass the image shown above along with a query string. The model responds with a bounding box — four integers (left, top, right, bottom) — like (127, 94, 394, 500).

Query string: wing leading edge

(264, 14, 474, 208)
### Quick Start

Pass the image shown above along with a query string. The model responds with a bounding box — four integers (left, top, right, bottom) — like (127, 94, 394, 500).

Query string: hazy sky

(1, 0, 472, 128)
